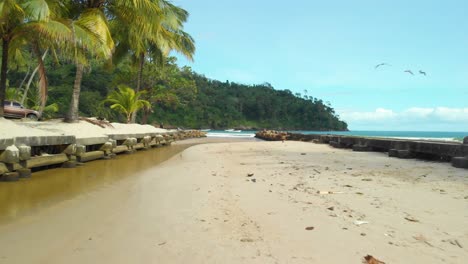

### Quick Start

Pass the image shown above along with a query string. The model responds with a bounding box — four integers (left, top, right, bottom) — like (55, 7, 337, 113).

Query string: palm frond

(22, 0, 51, 21)
(74, 8, 114, 58)
(103, 84, 152, 122)
(0, 0, 25, 25)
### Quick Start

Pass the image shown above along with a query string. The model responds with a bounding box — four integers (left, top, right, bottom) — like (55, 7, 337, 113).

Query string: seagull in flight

(404, 70, 414, 75)
(419, 70, 427, 76)
(375, 63, 391, 69)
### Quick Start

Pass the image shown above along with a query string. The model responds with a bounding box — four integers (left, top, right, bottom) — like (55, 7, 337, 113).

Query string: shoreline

(0, 137, 251, 225)
(0, 140, 466, 263)
(255, 130, 468, 169)
(0, 118, 206, 181)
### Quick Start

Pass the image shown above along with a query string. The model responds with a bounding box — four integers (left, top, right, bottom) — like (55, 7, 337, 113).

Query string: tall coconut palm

(112, 0, 195, 123)
(63, 8, 115, 122)
(103, 84, 150, 123)
(0, 0, 67, 117)
(64, 0, 163, 122)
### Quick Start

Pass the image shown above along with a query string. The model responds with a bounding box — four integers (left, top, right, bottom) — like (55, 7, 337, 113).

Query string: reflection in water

(0, 144, 194, 224)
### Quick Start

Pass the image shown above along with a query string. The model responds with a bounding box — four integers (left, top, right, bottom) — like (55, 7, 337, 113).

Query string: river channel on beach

(0, 137, 255, 225)
(0, 141, 199, 225)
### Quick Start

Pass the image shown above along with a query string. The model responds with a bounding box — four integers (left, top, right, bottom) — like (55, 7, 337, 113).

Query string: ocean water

(206, 130, 257, 138)
(206, 130, 467, 141)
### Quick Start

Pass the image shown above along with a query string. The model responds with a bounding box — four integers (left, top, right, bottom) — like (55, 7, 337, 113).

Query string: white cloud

(432, 107, 468, 122)
(339, 107, 468, 131)
(340, 108, 396, 122)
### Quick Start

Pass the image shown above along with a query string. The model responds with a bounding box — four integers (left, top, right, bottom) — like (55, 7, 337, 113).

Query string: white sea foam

(207, 132, 255, 138)
(384, 136, 461, 142)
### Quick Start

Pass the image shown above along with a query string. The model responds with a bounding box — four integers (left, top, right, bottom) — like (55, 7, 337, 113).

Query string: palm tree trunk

(18, 65, 30, 97)
(21, 66, 39, 104)
(141, 108, 150, 124)
(0, 38, 10, 117)
(66, 64, 84, 123)
(136, 53, 144, 93)
(130, 53, 145, 123)
(21, 49, 48, 105)
(32, 45, 48, 115)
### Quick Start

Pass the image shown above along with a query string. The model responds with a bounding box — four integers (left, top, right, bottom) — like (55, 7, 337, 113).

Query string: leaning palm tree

(103, 84, 150, 123)
(0, 0, 68, 117)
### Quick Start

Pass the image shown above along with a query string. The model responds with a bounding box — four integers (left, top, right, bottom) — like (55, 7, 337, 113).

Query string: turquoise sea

(206, 130, 467, 141)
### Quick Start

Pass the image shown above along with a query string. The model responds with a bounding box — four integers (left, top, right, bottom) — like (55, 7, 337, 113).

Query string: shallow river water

(0, 143, 196, 225)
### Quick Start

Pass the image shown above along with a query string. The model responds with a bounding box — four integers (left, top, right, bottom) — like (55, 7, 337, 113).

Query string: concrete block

(17, 168, 32, 178)
(1, 172, 19, 182)
(134, 143, 146, 150)
(14, 135, 75, 147)
(397, 150, 414, 159)
(0, 138, 14, 151)
(109, 139, 117, 148)
(0, 162, 9, 175)
(18, 145, 31, 160)
(464, 136, 468, 145)
(353, 145, 372, 152)
(388, 149, 398, 157)
(77, 151, 105, 163)
(123, 138, 137, 147)
(329, 141, 345, 149)
(26, 153, 69, 168)
(63, 144, 77, 155)
(62, 161, 77, 168)
(76, 145, 86, 156)
(113, 145, 129, 154)
(75, 136, 108, 145)
(100, 141, 113, 153)
(142, 136, 152, 147)
(0, 145, 20, 164)
(451, 157, 468, 168)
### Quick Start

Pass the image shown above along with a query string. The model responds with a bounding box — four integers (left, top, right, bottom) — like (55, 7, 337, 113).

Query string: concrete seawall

(255, 130, 468, 169)
(0, 121, 206, 182)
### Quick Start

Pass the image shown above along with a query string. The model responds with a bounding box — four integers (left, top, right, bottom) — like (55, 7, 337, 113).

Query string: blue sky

(172, 0, 468, 131)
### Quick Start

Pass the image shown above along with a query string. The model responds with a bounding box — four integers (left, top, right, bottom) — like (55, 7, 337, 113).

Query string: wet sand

(0, 140, 467, 263)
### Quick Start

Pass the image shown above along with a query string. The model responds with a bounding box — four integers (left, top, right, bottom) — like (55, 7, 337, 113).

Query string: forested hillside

(1, 1, 346, 131)
(7, 57, 347, 130)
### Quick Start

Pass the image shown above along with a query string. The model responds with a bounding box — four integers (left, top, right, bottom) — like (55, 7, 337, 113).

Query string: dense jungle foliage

(1, 1, 346, 130)
(7, 57, 348, 130)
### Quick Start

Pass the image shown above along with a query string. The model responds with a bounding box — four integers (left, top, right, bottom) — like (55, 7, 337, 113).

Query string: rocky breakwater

(255, 130, 468, 169)
(255, 130, 290, 141)
(0, 118, 206, 181)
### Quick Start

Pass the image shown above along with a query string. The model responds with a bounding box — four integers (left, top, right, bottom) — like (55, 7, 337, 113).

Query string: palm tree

(103, 84, 150, 123)
(112, 0, 195, 123)
(64, 0, 163, 123)
(0, 0, 67, 117)
(64, 4, 115, 122)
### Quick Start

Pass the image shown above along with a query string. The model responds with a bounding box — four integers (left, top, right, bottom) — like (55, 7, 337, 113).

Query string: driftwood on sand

(79, 117, 114, 128)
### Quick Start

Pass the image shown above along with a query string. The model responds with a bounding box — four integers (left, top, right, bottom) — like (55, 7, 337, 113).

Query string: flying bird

(404, 70, 414, 75)
(375, 63, 391, 69)
(419, 70, 426, 76)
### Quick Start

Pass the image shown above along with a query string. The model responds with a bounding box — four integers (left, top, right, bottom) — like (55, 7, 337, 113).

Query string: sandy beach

(0, 140, 467, 263)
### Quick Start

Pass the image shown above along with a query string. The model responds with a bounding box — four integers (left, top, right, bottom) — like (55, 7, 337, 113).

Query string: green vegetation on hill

(1, 1, 346, 131)
(154, 73, 348, 131)
(7, 57, 347, 130)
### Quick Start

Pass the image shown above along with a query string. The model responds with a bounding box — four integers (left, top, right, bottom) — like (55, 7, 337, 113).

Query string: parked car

(3, 100, 41, 121)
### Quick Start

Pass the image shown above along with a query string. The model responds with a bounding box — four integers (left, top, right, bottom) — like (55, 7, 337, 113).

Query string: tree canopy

(6, 56, 348, 131)
(2, 1, 347, 131)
